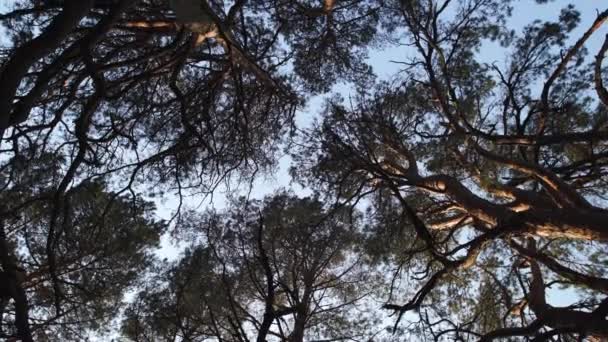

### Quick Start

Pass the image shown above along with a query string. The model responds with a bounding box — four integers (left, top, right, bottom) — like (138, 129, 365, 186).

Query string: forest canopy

(0, 0, 608, 341)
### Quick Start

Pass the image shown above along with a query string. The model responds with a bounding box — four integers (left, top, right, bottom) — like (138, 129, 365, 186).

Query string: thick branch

(485, 130, 608, 146)
(595, 34, 608, 107)
(510, 241, 608, 293)
(256, 215, 276, 342)
(0, 0, 93, 138)
(525, 240, 608, 337)
(428, 214, 472, 230)
(474, 144, 592, 210)
(0, 211, 32, 342)
(479, 320, 543, 342)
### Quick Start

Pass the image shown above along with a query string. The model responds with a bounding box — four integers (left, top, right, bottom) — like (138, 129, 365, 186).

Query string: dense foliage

(0, 0, 607, 341)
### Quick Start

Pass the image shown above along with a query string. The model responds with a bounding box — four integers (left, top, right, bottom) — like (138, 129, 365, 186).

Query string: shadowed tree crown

(1, 0, 608, 341)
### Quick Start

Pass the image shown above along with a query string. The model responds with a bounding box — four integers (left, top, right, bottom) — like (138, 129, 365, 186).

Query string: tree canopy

(0, 0, 608, 341)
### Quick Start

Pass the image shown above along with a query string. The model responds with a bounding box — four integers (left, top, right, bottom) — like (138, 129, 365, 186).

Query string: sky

(153, 0, 608, 264)
(1, 0, 606, 338)
(149, 2, 608, 311)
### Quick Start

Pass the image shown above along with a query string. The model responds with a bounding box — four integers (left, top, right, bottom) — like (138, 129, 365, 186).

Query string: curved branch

(538, 9, 608, 134)
(595, 34, 608, 107)
(0, 0, 94, 138)
(474, 144, 592, 210)
(509, 240, 608, 293)
(524, 240, 608, 338)
(8, 0, 137, 133)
